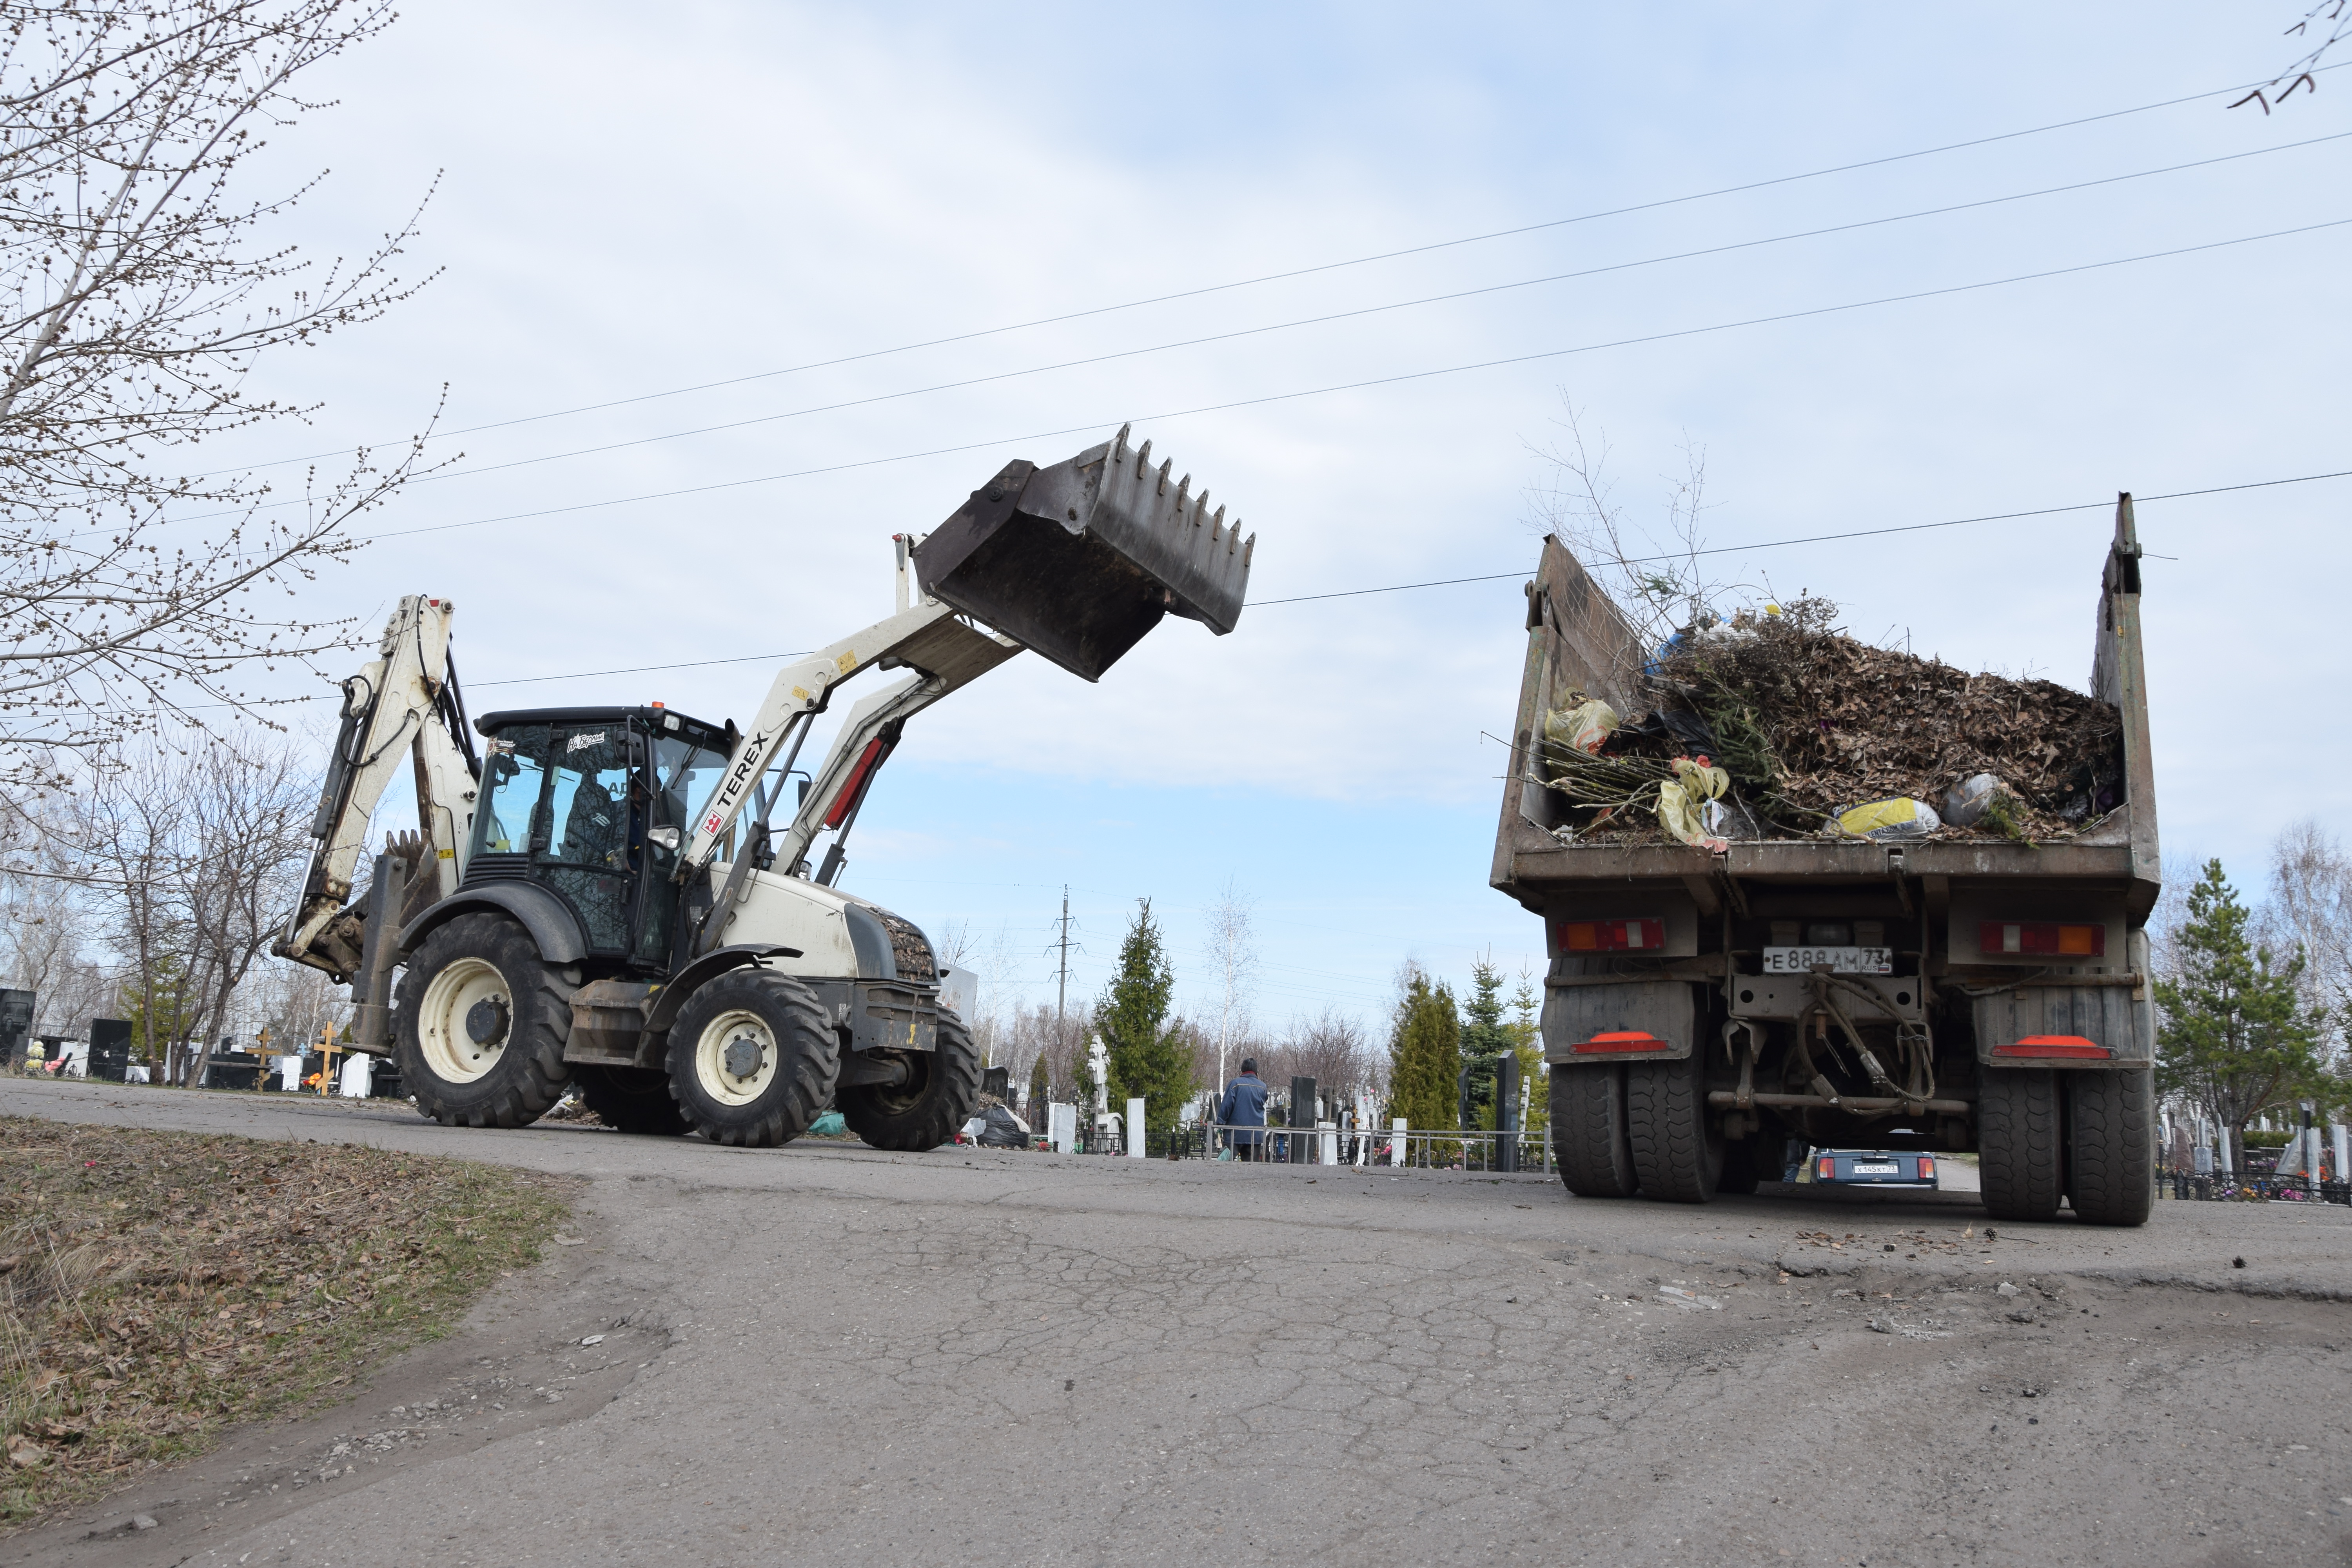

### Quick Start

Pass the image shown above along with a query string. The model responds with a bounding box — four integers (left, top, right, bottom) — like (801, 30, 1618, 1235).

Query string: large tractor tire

(393, 913, 573, 1129)
(838, 1011, 983, 1152)
(1626, 1053, 1722, 1203)
(1550, 1062, 1638, 1198)
(2067, 1067, 2154, 1227)
(572, 1063, 691, 1137)
(1978, 1067, 2065, 1222)
(666, 969, 837, 1148)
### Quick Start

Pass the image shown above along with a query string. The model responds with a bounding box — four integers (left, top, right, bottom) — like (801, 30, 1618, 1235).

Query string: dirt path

(5, 1077, 2347, 1567)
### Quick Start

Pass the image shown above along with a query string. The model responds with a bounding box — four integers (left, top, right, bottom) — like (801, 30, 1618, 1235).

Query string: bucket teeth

(1157, 457, 1172, 495)
(1136, 438, 1151, 469)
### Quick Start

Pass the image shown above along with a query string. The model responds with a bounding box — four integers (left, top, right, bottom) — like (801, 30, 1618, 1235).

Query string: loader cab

(466, 706, 731, 973)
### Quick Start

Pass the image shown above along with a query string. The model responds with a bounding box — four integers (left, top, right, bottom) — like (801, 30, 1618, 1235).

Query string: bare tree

(178, 740, 314, 1084)
(2260, 820, 2352, 1075)
(55, 749, 191, 1069)
(1524, 396, 1734, 651)
(1270, 1008, 1372, 1098)
(0, 1, 442, 785)
(2231, 2, 2350, 113)
(1201, 877, 1259, 1092)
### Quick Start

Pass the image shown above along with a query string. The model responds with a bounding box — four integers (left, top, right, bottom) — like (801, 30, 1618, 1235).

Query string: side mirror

(646, 827, 680, 851)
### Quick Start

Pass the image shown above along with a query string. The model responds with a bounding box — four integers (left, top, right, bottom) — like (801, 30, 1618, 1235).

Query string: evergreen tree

(1027, 1050, 1050, 1116)
(1387, 973, 1461, 1132)
(1458, 958, 1512, 1130)
(1097, 898, 1191, 1141)
(2154, 858, 2331, 1169)
(120, 955, 196, 1068)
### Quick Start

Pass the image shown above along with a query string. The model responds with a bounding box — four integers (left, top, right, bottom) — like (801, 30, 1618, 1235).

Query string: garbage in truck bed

(1537, 594, 2125, 846)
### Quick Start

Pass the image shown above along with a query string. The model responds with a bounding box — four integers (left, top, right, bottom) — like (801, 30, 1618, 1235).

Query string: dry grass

(0, 1118, 570, 1530)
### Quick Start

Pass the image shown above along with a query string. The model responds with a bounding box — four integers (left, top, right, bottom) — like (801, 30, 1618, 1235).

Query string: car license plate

(1763, 946, 1893, 974)
(1852, 1162, 1900, 1175)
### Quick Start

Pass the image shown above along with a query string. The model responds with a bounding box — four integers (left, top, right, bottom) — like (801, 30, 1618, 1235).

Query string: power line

(297, 131, 2352, 499)
(1246, 467, 2352, 605)
(223, 61, 2350, 475)
(346, 214, 2350, 546)
(153, 459, 2349, 710)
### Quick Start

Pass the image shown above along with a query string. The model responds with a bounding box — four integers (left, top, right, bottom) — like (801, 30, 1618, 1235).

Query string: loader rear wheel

(1626, 1054, 1722, 1204)
(1979, 1068, 2065, 1222)
(837, 1011, 982, 1152)
(666, 970, 837, 1148)
(1550, 1063, 1638, 1198)
(393, 913, 572, 1129)
(572, 1064, 691, 1137)
(2066, 1067, 2154, 1227)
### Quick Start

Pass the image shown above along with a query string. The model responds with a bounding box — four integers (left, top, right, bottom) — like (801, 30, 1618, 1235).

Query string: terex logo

(702, 813, 724, 836)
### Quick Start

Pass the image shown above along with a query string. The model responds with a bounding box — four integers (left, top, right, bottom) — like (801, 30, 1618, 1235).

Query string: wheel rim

(863, 1050, 931, 1114)
(418, 957, 511, 1084)
(694, 1009, 777, 1106)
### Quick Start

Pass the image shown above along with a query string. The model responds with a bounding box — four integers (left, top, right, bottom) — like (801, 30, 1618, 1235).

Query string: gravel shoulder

(5, 1076, 2348, 1568)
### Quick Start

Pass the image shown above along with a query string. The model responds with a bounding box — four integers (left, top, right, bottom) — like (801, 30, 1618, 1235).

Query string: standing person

(1219, 1058, 1268, 1161)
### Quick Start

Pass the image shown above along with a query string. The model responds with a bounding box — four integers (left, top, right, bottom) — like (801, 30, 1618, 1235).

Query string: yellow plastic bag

(1543, 697, 1619, 759)
(1834, 797, 1941, 841)
(1657, 757, 1730, 851)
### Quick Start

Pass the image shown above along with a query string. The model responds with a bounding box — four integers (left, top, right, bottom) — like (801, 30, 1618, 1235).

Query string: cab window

(545, 726, 633, 868)
(472, 726, 550, 855)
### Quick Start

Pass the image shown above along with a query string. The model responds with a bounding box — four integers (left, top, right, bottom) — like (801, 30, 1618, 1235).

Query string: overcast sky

(205, 2, 2348, 1042)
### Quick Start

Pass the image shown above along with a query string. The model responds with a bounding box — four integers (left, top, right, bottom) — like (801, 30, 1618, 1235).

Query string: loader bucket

(910, 425, 1255, 681)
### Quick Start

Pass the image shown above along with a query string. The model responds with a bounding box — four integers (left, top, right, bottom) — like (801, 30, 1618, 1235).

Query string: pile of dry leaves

(1596, 597, 2124, 840)
(1, 1118, 569, 1529)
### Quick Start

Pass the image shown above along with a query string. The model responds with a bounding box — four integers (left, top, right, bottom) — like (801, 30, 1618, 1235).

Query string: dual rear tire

(1980, 1066, 2152, 1226)
(1551, 1055, 1733, 1203)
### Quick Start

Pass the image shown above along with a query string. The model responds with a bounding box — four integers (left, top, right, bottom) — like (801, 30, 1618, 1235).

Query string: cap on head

(1240, 1057, 1258, 1074)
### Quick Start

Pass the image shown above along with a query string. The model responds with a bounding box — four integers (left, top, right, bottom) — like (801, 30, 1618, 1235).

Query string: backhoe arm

(275, 595, 480, 980)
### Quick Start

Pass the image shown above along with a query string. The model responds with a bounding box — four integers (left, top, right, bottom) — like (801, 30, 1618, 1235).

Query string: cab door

(538, 723, 639, 955)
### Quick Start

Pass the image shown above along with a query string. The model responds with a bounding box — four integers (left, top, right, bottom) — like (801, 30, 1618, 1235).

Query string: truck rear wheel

(2067, 1067, 2154, 1226)
(1626, 1054, 1722, 1203)
(393, 913, 573, 1129)
(1978, 1068, 2064, 1222)
(837, 1011, 982, 1152)
(1550, 1063, 1638, 1198)
(572, 1064, 690, 1137)
(666, 970, 838, 1148)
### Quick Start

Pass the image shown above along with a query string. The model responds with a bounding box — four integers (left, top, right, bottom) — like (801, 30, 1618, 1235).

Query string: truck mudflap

(912, 425, 1254, 682)
(1970, 979, 2152, 1069)
(1543, 978, 1697, 1062)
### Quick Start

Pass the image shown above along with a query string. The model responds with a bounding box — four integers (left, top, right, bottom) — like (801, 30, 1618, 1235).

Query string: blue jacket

(1219, 1073, 1268, 1144)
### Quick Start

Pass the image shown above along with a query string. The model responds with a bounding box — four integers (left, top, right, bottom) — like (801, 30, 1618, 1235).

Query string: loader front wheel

(572, 1064, 691, 1137)
(666, 970, 837, 1148)
(393, 913, 573, 1129)
(1978, 1068, 2065, 1223)
(837, 1011, 982, 1152)
(1550, 1063, 1638, 1198)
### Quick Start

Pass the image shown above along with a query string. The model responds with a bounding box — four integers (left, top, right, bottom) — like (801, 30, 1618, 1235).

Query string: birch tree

(0, 1, 440, 785)
(1202, 877, 1258, 1091)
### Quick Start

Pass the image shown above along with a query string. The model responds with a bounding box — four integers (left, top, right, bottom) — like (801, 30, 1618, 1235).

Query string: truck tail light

(1978, 921, 2106, 958)
(1570, 1031, 1665, 1054)
(1557, 917, 1665, 953)
(1994, 1036, 2113, 1060)
(1817, 1156, 1835, 1180)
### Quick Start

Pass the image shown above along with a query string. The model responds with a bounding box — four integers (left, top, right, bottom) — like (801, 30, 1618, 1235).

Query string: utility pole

(1053, 885, 1073, 1040)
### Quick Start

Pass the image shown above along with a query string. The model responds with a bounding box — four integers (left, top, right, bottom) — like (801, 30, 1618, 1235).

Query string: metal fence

(2155, 1166, 2352, 1205)
(1158, 1122, 1556, 1174)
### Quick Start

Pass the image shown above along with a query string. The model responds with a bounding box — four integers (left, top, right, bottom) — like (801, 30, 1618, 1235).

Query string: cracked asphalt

(6, 1076, 2350, 1567)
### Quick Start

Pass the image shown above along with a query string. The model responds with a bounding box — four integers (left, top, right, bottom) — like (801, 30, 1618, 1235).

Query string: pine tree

(2154, 858, 2330, 1169)
(1097, 898, 1191, 1141)
(1458, 959, 1513, 1129)
(1027, 1051, 1050, 1117)
(1387, 974, 1462, 1132)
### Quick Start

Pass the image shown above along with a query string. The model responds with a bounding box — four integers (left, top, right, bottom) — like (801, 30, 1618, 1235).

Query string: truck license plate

(1763, 946, 1893, 974)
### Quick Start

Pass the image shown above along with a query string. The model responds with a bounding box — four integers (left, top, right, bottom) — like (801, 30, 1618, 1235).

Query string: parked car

(1810, 1149, 1939, 1189)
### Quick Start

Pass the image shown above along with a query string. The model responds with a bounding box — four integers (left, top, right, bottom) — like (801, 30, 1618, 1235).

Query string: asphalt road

(7, 1078, 2349, 1568)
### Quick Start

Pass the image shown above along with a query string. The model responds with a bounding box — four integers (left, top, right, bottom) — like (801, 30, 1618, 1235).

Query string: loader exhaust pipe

(911, 425, 1254, 682)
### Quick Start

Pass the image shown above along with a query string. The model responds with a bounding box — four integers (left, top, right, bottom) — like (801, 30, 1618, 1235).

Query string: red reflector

(1557, 917, 1665, 953)
(1978, 921, 2105, 958)
(1572, 1031, 1664, 1054)
(1995, 1036, 2112, 1059)
(823, 738, 886, 829)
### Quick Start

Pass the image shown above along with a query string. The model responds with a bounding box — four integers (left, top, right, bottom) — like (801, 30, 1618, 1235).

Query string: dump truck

(1492, 496, 2156, 1224)
(275, 426, 1255, 1150)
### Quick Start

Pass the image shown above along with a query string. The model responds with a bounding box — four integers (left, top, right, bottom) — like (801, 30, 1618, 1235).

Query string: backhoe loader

(273, 427, 1256, 1149)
